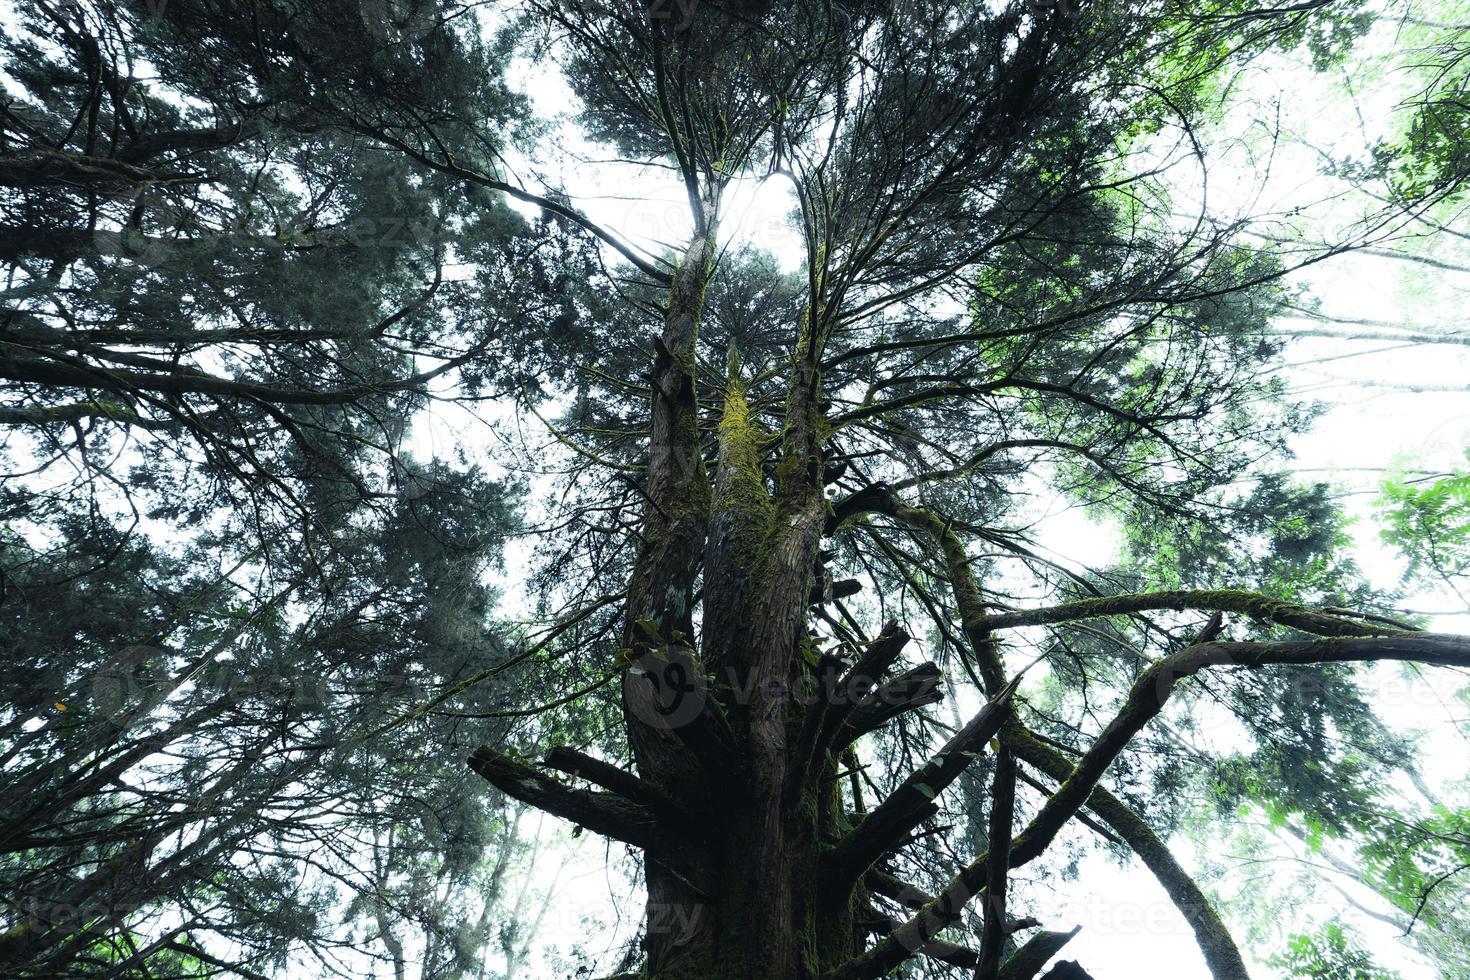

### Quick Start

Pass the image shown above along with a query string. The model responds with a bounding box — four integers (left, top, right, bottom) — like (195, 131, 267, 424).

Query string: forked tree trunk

(613, 212, 856, 978)
(468, 221, 1031, 979)
(460, 217, 1470, 980)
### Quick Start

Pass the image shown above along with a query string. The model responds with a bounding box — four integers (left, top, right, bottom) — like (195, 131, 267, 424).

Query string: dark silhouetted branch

(467, 746, 659, 851)
(824, 676, 1019, 886)
(837, 663, 945, 746)
(978, 746, 1016, 980)
(998, 928, 1083, 980)
(542, 747, 688, 820)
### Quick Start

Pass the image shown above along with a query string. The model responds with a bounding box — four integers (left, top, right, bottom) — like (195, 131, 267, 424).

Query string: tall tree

(432, 2, 1470, 979)
(0, 1, 572, 975)
(4, 1, 1470, 979)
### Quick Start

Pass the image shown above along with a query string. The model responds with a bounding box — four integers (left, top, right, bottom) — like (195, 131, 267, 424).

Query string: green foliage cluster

(1379, 453, 1470, 607)
(1269, 919, 1401, 980)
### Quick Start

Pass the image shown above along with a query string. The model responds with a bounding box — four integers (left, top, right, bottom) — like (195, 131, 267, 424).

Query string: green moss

(712, 377, 776, 559)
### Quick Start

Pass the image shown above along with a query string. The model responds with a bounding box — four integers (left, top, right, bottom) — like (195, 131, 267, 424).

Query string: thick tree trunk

(462, 203, 1470, 980)
(596, 225, 882, 975)
(640, 788, 862, 980)
(619, 245, 847, 975)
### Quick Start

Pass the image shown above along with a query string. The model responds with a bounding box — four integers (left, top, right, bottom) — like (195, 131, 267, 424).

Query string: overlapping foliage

(2, 0, 1469, 978)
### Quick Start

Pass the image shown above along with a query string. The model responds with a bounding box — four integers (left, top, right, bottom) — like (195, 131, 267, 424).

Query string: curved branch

(830, 632, 1470, 980)
(983, 589, 1407, 638)
(1009, 634, 1470, 873)
(1004, 726, 1247, 980)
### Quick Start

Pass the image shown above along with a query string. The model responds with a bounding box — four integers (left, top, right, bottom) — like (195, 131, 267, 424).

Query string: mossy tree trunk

(472, 213, 1068, 978)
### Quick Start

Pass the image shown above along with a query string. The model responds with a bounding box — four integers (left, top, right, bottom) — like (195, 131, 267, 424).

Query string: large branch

(542, 746, 688, 820)
(467, 746, 660, 851)
(0, 353, 435, 406)
(836, 663, 945, 746)
(827, 493, 1454, 980)
(1008, 634, 1470, 871)
(809, 623, 911, 753)
(827, 376, 1189, 455)
(1275, 326, 1470, 347)
(982, 589, 1403, 638)
(978, 745, 1016, 980)
(853, 488, 1414, 675)
(1004, 725, 1249, 980)
(864, 913, 979, 970)
(999, 928, 1083, 980)
(0, 400, 172, 429)
(827, 632, 1470, 980)
(824, 675, 1019, 885)
(1014, 768, 1121, 845)
(866, 907, 1056, 973)
(833, 912, 1080, 980)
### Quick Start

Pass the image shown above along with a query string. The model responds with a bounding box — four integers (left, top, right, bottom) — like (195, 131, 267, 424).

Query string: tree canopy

(2, 0, 1469, 978)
